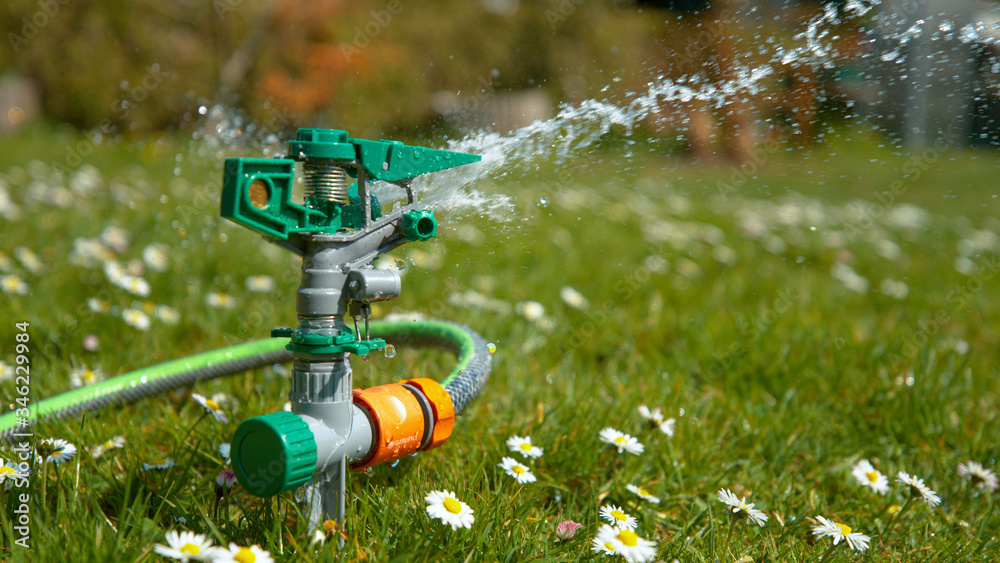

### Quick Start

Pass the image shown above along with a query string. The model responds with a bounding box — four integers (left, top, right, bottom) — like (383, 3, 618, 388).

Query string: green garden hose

(0, 319, 491, 442)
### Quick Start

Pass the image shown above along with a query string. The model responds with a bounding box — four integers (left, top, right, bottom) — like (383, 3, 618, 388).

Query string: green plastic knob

(231, 411, 318, 497)
(401, 209, 437, 241)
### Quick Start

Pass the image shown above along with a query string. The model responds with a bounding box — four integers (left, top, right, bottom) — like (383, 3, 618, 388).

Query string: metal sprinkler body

(220, 128, 480, 533)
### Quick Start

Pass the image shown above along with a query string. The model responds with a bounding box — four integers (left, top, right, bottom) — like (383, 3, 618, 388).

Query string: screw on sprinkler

(221, 128, 480, 539)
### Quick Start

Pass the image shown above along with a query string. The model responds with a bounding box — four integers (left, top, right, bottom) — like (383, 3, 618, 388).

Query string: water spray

(220, 128, 488, 533)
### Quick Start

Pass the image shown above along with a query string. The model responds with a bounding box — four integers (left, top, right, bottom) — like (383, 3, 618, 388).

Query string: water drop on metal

(384, 344, 396, 359)
(487, 342, 496, 354)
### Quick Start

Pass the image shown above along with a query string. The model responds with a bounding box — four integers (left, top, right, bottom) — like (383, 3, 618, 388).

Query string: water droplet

(539, 197, 549, 205)
(384, 344, 396, 359)
(487, 342, 496, 354)
(395, 260, 407, 271)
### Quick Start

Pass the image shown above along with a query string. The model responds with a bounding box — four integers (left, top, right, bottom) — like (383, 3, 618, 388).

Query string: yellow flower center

(142, 300, 155, 313)
(638, 487, 649, 496)
(610, 509, 627, 522)
(322, 519, 338, 532)
(443, 497, 462, 514)
(835, 523, 852, 535)
(518, 443, 532, 451)
(512, 465, 525, 475)
(234, 547, 256, 563)
(0, 466, 15, 475)
(181, 543, 201, 555)
(887, 504, 901, 515)
(614, 436, 625, 445)
(205, 399, 220, 411)
(617, 529, 639, 547)
(865, 471, 878, 483)
(604, 542, 615, 552)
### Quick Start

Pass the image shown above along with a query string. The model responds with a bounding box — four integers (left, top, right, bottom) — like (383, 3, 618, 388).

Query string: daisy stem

(41, 462, 48, 507)
(879, 496, 913, 545)
(720, 516, 737, 559)
(818, 543, 838, 561)
(178, 412, 208, 450)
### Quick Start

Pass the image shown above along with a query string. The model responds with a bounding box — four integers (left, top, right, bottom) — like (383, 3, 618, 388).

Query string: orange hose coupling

(402, 377, 454, 451)
(350, 378, 454, 471)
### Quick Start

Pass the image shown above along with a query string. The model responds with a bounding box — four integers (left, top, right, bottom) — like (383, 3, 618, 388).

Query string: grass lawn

(0, 122, 998, 561)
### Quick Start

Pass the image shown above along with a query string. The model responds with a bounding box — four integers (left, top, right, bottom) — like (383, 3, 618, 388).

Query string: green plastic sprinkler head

(221, 128, 480, 537)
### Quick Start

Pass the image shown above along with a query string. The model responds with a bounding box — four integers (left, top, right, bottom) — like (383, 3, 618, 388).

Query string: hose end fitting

(349, 378, 455, 471)
(401, 377, 454, 451)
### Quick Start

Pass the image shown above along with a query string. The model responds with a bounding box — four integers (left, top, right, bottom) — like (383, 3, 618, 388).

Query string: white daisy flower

(498, 457, 536, 484)
(14, 247, 44, 274)
(811, 516, 870, 552)
(88, 298, 110, 314)
(599, 504, 637, 530)
(37, 438, 77, 464)
(516, 300, 545, 321)
(1, 274, 29, 295)
(851, 459, 889, 495)
(120, 275, 151, 297)
(637, 405, 664, 424)
(505, 435, 544, 459)
(0, 458, 28, 489)
(0, 362, 13, 381)
(153, 530, 221, 562)
(142, 243, 170, 272)
(70, 367, 104, 388)
(104, 260, 127, 285)
(958, 460, 999, 492)
(91, 435, 125, 459)
(83, 334, 100, 351)
(716, 488, 768, 527)
(191, 393, 228, 423)
(599, 428, 644, 455)
(425, 489, 474, 530)
(896, 471, 941, 507)
(591, 536, 616, 556)
(658, 418, 676, 437)
(219, 443, 231, 465)
(595, 524, 658, 562)
(122, 308, 151, 331)
(555, 520, 583, 540)
(214, 543, 274, 563)
(126, 259, 145, 276)
(156, 305, 181, 325)
(206, 292, 236, 309)
(626, 483, 660, 505)
(100, 225, 130, 254)
(69, 237, 115, 269)
(559, 286, 589, 309)
(142, 458, 178, 472)
(216, 469, 237, 490)
(245, 275, 275, 292)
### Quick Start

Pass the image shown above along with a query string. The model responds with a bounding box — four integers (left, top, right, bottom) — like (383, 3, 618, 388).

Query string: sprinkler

(0, 126, 492, 548)
(221, 128, 484, 532)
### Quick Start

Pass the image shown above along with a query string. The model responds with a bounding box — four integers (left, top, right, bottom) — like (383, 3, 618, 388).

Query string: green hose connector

(230, 411, 318, 496)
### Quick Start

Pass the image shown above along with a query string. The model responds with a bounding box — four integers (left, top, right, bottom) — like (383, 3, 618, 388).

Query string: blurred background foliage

(1, 0, 857, 141)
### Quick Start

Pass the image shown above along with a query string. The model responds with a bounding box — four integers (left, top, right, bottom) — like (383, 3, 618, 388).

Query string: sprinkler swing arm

(221, 128, 482, 532)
